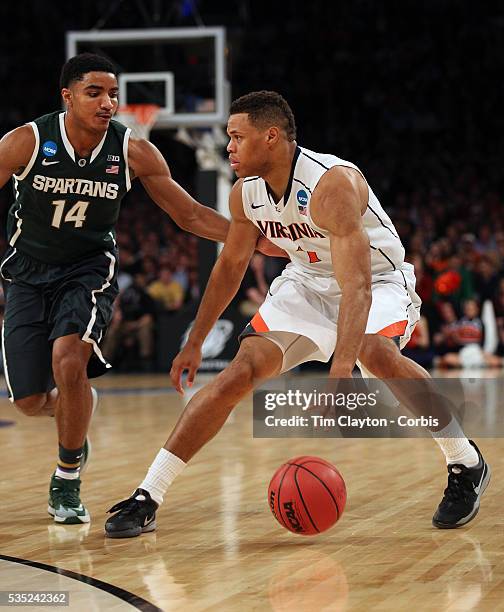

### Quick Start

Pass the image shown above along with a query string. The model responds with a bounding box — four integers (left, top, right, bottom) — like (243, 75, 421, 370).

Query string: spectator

(408, 254, 434, 305)
(141, 257, 158, 285)
(425, 241, 449, 275)
(148, 266, 185, 312)
(433, 301, 460, 358)
(238, 254, 269, 317)
(458, 234, 478, 271)
(402, 315, 434, 369)
(435, 299, 502, 368)
(432, 254, 473, 305)
(474, 224, 497, 257)
(473, 256, 499, 303)
(456, 299, 485, 347)
(117, 246, 141, 291)
(172, 254, 192, 294)
(188, 269, 201, 302)
(102, 272, 156, 371)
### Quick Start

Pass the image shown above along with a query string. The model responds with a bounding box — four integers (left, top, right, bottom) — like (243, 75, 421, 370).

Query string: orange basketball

(268, 456, 346, 535)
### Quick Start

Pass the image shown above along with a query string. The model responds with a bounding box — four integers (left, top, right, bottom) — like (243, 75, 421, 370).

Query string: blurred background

(0, 0, 502, 374)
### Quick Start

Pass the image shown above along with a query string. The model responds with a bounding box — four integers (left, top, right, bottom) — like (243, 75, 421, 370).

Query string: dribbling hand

(170, 342, 202, 394)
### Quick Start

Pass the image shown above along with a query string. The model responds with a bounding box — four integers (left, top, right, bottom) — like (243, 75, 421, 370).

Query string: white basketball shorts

(240, 262, 421, 373)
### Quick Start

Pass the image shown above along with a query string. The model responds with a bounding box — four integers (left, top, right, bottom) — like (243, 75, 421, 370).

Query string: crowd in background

(0, 1, 502, 370)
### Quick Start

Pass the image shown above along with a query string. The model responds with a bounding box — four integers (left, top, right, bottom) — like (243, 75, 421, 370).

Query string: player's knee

(237, 350, 277, 384)
(15, 394, 46, 416)
(211, 359, 255, 399)
(52, 352, 88, 387)
(211, 354, 265, 399)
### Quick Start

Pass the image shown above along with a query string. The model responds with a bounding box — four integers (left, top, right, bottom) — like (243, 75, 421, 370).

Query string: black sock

(56, 444, 83, 479)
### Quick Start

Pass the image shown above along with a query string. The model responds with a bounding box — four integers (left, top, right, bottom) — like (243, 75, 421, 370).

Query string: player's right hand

(170, 341, 202, 394)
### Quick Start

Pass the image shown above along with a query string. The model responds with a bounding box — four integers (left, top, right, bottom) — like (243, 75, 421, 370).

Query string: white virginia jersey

(242, 146, 405, 280)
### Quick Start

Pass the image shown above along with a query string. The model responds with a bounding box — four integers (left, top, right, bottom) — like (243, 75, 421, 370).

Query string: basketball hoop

(116, 104, 160, 141)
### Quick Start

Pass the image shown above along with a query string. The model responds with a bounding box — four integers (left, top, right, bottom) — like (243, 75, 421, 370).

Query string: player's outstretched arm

(128, 137, 229, 242)
(170, 179, 259, 393)
(310, 166, 372, 378)
(0, 126, 35, 189)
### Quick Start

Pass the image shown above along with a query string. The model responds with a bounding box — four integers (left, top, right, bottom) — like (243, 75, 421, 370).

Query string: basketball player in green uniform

(0, 53, 276, 524)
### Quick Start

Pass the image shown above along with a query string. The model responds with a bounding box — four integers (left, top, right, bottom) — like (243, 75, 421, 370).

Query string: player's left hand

(255, 236, 288, 258)
(170, 341, 202, 394)
(306, 375, 361, 432)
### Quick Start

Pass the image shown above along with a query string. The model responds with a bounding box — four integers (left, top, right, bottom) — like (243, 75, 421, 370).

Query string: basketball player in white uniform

(238, 146, 419, 371)
(106, 91, 490, 538)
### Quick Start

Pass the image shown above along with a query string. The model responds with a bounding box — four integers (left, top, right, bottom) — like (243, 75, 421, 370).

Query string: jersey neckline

(58, 112, 108, 166)
(264, 145, 301, 211)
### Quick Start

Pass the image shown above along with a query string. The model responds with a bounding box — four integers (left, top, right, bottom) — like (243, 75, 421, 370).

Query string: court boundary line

(0, 554, 162, 612)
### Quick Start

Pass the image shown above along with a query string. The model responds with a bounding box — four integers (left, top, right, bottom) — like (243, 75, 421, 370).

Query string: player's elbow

(174, 214, 192, 233)
(171, 205, 196, 233)
(178, 203, 206, 235)
(218, 250, 250, 282)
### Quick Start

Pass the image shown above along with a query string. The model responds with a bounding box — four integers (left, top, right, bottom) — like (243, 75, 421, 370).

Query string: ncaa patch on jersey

(107, 154, 120, 162)
(297, 189, 308, 215)
(42, 140, 58, 157)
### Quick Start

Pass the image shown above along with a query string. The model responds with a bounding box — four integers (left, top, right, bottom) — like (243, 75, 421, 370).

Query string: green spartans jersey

(8, 111, 131, 264)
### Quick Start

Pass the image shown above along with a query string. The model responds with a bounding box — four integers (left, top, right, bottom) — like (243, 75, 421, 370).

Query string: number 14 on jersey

(51, 199, 89, 229)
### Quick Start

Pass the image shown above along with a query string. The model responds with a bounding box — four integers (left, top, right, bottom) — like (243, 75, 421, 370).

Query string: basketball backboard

(66, 28, 229, 129)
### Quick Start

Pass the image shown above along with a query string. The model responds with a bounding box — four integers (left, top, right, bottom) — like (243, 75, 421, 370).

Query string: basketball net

(116, 104, 160, 140)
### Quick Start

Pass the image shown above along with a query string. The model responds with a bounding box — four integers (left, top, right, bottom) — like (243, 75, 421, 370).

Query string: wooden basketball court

(0, 372, 502, 611)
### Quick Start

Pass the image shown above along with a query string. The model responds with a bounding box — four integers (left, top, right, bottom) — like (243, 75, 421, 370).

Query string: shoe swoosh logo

(474, 466, 487, 494)
(42, 159, 60, 166)
(251, 203, 265, 209)
(143, 514, 153, 527)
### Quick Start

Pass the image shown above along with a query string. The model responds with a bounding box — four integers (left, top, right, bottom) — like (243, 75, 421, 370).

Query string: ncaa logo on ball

(283, 501, 304, 533)
(42, 141, 58, 157)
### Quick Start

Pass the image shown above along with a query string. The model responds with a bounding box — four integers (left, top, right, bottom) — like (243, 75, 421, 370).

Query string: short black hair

(60, 53, 117, 89)
(229, 91, 296, 141)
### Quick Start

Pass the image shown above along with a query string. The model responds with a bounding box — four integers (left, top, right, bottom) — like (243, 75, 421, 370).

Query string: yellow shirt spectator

(148, 268, 185, 311)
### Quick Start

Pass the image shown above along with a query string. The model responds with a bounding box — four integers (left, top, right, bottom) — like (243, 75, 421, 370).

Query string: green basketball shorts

(0, 247, 119, 401)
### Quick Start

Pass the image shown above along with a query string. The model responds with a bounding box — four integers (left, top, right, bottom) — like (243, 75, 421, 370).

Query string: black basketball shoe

(432, 441, 491, 529)
(105, 489, 158, 538)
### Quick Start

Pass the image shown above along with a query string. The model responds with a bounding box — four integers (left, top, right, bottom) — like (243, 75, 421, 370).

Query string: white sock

(431, 418, 479, 467)
(55, 466, 80, 480)
(139, 448, 186, 506)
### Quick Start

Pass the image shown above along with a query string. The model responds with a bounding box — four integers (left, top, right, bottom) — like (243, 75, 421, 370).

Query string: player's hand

(255, 236, 288, 258)
(306, 376, 360, 431)
(170, 341, 202, 394)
